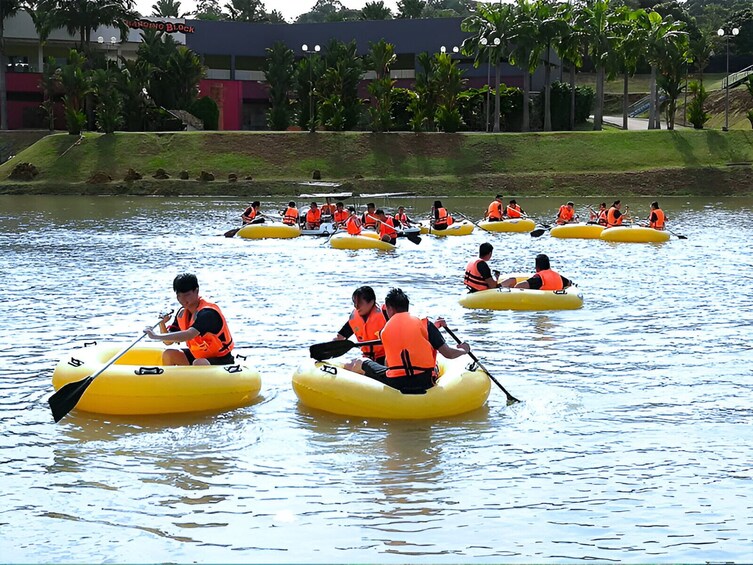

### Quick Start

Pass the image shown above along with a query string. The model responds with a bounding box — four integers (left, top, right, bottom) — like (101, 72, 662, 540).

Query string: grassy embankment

(1, 128, 752, 196)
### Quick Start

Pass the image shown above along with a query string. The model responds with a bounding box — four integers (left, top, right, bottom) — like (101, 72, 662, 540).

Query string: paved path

(601, 115, 691, 130)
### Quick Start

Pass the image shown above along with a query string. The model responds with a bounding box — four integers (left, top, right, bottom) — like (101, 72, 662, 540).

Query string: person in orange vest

(506, 199, 525, 218)
(394, 205, 414, 228)
(432, 200, 454, 230)
(375, 209, 398, 244)
(485, 194, 504, 221)
(499, 254, 573, 290)
(144, 273, 235, 366)
(282, 201, 299, 226)
(647, 201, 666, 230)
(464, 242, 501, 292)
(361, 202, 378, 229)
(320, 197, 336, 220)
(305, 201, 322, 229)
(556, 201, 578, 224)
(345, 206, 362, 235)
(606, 200, 629, 228)
(335, 286, 388, 365)
(590, 202, 607, 225)
(333, 201, 349, 226)
(344, 288, 470, 393)
(241, 201, 264, 224)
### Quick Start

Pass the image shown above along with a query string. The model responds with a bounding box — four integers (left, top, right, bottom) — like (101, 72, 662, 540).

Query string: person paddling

(345, 206, 362, 235)
(556, 201, 578, 225)
(144, 273, 235, 366)
(282, 201, 299, 226)
(499, 254, 573, 290)
(333, 201, 349, 226)
(464, 242, 501, 292)
(305, 202, 322, 230)
(589, 202, 607, 225)
(485, 194, 504, 221)
(344, 288, 470, 394)
(606, 200, 629, 228)
(394, 206, 414, 228)
(241, 201, 264, 225)
(506, 199, 525, 218)
(334, 286, 388, 365)
(647, 201, 666, 230)
(431, 200, 454, 230)
(374, 209, 398, 244)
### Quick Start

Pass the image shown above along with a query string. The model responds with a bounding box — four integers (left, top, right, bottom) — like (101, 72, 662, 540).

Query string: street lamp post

(717, 26, 739, 131)
(97, 36, 119, 66)
(479, 37, 501, 133)
(301, 43, 320, 133)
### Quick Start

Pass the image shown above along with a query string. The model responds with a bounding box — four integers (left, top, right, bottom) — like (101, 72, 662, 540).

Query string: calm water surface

(1, 195, 751, 563)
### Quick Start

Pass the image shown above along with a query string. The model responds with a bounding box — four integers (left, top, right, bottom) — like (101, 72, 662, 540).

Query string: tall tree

(53, 0, 134, 52)
(23, 0, 58, 72)
(508, 0, 542, 132)
(366, 38, 396, 131)
(611, 6, 648, 130)
(90, 67, 122, 133)
(397, 0, 425, 19)
(151, 0, 181, 17)
(1, 0, 22, 130)
(433, 51, 466, 132)
(576, 0, 613, 130)
(263, 41, 295, 130)
(361, 1, 392, 20)
(225, 0, 268, 22)
(553, 1, 585, 130)
(194, 0, 224, 19)
(535, 0, 568, 131)
(59, 49, 90, 134)
(411, 51, 439, 131)
(317, 39, 364, 130)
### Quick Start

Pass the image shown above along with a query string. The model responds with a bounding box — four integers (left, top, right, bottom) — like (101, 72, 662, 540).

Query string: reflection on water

(1, 195, 752, 562)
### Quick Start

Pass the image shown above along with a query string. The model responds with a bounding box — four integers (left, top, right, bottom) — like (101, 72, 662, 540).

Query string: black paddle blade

(48, 376, 95, 423)
(530, 228, 547, 238)
(224, 227, 241, 238)
(406, 233, 422, 245)
(677, 234, 688, 240)
(309, 339, 382, 361)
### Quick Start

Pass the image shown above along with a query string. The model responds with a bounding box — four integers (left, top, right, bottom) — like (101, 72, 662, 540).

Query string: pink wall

(199, 79, 242, 130)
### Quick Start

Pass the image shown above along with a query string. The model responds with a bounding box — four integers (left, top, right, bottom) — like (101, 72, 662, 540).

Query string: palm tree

(361, 1, 392, 20)
(461, 2, 513, 132)
(535, 0, 568, 131)
(576, 0, 612, 131)
(167, 46, 205, 109)
(151, 0, 181, 17)
(60, 49, 90, 134)
(366, 38, 396, 131)
(508, 0, 542, 132)
(433, 52, 466, 132)
(53, 0, 135, 53)
(263, 41, 295, 130)
(224, 0, 268, 22)
(611, 6, 647, 130)
(1, 0, 22, 130)
(689, 31, 713, 87)
(397, 0, 424, 19)
(23, 0, 58, 73)
(553, 1, 585, 131)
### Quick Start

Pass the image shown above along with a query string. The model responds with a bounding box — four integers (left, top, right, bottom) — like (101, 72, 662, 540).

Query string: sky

(134, 0, 403, 21)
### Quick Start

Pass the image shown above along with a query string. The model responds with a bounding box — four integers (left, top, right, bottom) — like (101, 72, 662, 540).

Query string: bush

(190, 96, 219, 130)
(390, 88, 415, 131)
(542, 82, 594, 130)
(686, 81, 710, 130)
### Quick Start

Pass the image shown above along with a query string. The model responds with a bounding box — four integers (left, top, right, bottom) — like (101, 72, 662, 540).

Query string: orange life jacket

(362, 212, 377, 228)
(395, 212, 409, 226)
(306, 208, 322, 226)
(346, 215, 362, 235)
(382, 313, 437, 379)
(606, 206, 623, 227)
(464, 259, 489, 292)
(283, 206, 298, 225)
(435, 207, 453, 226)
(487, 201, 503, 220)
(597, 210, 607, 225)
(536, 269, 564, 291)
(378, 216, 397, 239)
(348, 305, 387, 360)
(177, 298, 234, 359)
(649, 208, 665, 230)
(506, 204, 522, 218)
(557, 205, 574, 224)
(333, 209, 349, 224)
(320, 203, 336, 217)
(242, 207, 257, 223)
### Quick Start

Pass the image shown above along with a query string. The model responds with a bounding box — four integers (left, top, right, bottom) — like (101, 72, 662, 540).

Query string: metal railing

(721, 65, 753, 89)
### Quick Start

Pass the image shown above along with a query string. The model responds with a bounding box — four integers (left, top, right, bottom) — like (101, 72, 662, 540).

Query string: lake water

(1, 195, 751, 563)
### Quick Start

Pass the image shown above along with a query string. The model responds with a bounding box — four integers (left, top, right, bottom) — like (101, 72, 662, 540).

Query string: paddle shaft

(442, 326, 520, 405)
(366, 214, 421, 244)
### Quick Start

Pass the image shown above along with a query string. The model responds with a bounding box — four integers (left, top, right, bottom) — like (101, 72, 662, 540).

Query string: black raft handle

(68, 357, 84, 367)
(84, 341, 97, 347)
(135, 366, 164, 375)
(224, 364, 242, 374)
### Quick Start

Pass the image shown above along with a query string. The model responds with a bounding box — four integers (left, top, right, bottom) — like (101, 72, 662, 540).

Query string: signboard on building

(124, 19, 195, 34)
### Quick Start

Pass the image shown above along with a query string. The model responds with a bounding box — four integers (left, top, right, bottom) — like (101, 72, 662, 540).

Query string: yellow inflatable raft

(459, 283, 583, 311)
(292, 360, 490, 419)
(238, 222, 300, 239)
(550, 223, 605, 239)
(330, 231, 396, 251)
(52, 343, 262, 416)
(600, 226, 670, 243)
(419, 220, 475, 236)
(479, 218, 536, 233)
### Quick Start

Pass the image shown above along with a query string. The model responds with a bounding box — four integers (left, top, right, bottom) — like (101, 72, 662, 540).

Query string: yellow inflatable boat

(52, 343, 262, 416)
(238, 222, 300, 239)
(292, 360, 490, 419)
(600, 226, 670, 243)
(329, 231, 396, 251)
(479, 218, 536, 233)
(550, 223, 605, 239)
(419, 220, 475, 236)
(459, 282, 583, 311)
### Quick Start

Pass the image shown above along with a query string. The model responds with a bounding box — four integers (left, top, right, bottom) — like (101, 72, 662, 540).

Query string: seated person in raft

(333, 201, 349, 227)
(282, 201, 299, 226)
(394, 206, 414, 228)
(344, 206, 362, 235)
(556, 201, 578, 225)
(144, 273, 235, 366)
(344, 288, 470, 394)
(335, 286, 388, 365)
(375, 209, 398, 244)
(485, 194, 504, 222)
(464, 242, 502, 293)
(499, 254, 573, 291)
(305, 201, 322, 230)
(431, 200, 454, 230)
(241, 201, 264, 224)
(320, 197, 336, 221)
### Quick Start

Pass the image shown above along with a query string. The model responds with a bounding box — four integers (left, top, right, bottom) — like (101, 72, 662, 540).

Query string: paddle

(455, 211, 482, 229)
(530, 226, 549, 238)
(367, 214, 421, 245)
(310, 339, 382, 361)
(441, 326, 520, 405)
(224, 227, 241, 238)
(48, 313, 172, 423)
